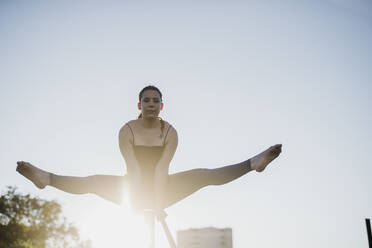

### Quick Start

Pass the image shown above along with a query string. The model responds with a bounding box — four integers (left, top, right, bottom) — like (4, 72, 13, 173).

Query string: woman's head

(138, 85, 164, 120)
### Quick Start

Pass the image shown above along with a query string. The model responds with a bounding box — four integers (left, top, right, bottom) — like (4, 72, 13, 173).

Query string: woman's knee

(202, 168, 228, 186)
(191, 168, 216, 185)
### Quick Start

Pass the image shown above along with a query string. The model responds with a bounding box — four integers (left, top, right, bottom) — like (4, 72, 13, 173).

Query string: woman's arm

(119, 124, 142, 198)
(154, 126, 178, 210)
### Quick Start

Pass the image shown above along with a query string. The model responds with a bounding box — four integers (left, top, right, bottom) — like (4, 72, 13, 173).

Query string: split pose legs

(16, 144, 282, 209)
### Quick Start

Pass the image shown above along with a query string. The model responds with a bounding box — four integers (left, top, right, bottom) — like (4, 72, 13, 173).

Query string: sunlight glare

(80, 188, 150, 248)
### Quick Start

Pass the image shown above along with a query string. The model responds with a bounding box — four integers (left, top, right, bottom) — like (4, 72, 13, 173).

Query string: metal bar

(366, 219, 372, 248)
(159, 217, 177, 248)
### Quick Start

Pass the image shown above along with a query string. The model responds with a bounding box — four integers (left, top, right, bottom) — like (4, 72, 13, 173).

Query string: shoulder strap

(163, 124, 172, 146)
(126, 123, 135, 144)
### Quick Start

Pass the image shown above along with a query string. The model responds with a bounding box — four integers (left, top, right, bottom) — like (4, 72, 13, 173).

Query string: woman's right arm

(119, 124, 141, 189)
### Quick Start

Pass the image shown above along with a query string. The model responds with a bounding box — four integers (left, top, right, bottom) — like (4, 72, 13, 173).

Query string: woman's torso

(126, 119, 172, 207)
(128, 119, 171, 171)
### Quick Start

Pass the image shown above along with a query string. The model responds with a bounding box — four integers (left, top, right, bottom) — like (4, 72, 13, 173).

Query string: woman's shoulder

(161, 119, 173, 128)
(119, 120, 136, 132)
(125, 119, 175, 129)
(125, 119, 137, 128)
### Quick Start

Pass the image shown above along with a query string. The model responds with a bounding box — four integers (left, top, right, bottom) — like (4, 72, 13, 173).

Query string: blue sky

(1, 1, 371, 248)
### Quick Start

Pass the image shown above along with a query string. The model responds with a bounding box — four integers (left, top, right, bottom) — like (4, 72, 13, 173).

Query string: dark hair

(138, 85, 165, 138)
(139, 85, 162, 102)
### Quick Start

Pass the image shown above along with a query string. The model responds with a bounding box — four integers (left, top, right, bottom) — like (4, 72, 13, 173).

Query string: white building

(177, 227, 233, 248)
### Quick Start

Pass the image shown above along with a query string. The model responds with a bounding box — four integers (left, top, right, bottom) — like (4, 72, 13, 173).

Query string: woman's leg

(163, 144, 282, 208)
(16, 161, 127, 205)
(163, 160, 252, 208)
(50, 174, 127, 205)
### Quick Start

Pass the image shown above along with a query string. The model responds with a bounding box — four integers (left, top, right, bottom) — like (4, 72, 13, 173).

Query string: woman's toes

(15, 161, 49, 189)
(270, 144, 282, 156)
(16, 161, 26, 173)
(253, 144, 282, 172)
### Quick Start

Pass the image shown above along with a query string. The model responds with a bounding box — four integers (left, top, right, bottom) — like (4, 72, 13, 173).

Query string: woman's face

(138, 90, 163, 120)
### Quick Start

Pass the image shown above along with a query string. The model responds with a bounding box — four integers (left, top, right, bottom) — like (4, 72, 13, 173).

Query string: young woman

(16, 85, 282, 213)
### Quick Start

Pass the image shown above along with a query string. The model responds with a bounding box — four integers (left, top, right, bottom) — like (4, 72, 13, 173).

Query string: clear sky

(1, 1, 371, 248)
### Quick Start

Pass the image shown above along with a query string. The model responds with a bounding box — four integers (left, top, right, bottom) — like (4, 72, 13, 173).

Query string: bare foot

(16, 161, 50, 189)
(251, 144, 282, 172)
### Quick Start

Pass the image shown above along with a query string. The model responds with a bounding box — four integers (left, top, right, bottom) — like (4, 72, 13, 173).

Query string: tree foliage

(0, 186, 91, 248)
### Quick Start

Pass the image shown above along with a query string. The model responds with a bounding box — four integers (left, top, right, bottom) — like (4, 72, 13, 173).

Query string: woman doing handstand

(16, 85, 282, 212)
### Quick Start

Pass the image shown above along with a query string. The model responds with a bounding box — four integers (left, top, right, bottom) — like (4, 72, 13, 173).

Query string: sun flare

(79, 197, 150, 248)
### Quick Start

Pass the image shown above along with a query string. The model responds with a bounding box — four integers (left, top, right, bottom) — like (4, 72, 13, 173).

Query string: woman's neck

(139, 117, 160, 128)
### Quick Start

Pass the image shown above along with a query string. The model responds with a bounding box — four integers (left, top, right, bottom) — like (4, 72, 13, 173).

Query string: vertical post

(366, 219, 372, 248)
(144, 211, 155, 248)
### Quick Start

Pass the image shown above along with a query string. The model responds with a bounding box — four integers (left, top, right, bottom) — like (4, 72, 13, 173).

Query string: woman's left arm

(154, 126, 178, 211)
